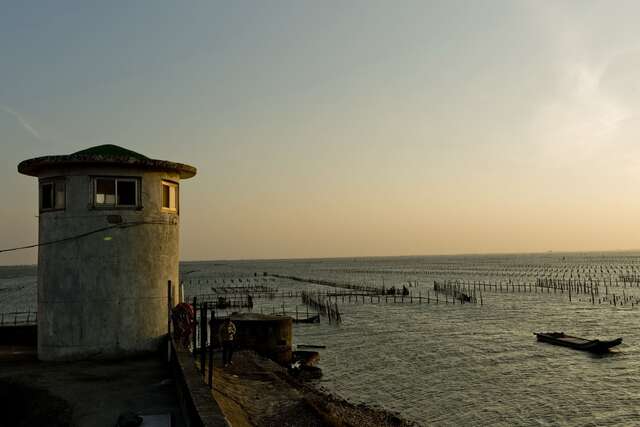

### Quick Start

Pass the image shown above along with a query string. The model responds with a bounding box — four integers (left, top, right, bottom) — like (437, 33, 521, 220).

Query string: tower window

(161, 181, 178, 212)
(40, 179, 65, 211)
(95, 179, 116, 205)
(117, 180, 137, 206)
(93, 177, 140, 208)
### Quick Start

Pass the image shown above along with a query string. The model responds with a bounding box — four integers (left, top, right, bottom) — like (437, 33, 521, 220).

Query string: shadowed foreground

(0, 354, 185, 427)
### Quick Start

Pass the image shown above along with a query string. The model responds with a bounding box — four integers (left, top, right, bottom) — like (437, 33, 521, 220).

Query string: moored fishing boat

(534, 332, 622, 353)
(293, 314, 321, 324)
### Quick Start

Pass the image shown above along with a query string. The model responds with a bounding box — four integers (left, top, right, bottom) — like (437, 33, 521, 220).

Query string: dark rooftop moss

(72, 144, 149, 160)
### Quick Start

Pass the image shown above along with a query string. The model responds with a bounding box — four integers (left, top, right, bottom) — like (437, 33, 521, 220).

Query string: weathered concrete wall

(211, 314, 293, 365)
(36, 166, 182, 360)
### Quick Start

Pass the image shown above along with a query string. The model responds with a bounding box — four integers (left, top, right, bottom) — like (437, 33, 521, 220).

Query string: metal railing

(0, 311, 37, 326)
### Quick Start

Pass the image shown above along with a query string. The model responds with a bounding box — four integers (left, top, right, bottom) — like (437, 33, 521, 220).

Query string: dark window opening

(96, 179, 116, 205)
(117, 180, 137, 206)
(161, 181, 178, 211)
(41, 183, 53, 210)
(162, 185, 170, 208)
(40, 180, 65, 211)
(54, 182, 65, 209)
(94, 177, 140, 208)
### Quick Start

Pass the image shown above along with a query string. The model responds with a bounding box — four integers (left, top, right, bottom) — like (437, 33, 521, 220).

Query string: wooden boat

(293, 314, 320, 324)
(534, 332, 622, 353)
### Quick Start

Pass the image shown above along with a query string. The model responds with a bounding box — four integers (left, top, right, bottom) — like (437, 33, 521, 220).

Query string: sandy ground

(203, 350, 416, 427)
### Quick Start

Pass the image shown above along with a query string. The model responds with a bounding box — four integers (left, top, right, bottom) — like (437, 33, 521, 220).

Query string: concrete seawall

(170, 339, 229, 427)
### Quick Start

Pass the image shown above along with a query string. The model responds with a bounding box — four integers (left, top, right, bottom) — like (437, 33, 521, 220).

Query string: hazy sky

(2, 1, 640, 265)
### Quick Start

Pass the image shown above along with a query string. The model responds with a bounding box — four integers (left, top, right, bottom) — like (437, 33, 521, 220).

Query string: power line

(0, 220, 173, 254)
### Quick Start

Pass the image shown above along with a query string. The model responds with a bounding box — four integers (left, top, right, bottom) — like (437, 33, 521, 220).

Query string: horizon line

(4, 248, 640, 268)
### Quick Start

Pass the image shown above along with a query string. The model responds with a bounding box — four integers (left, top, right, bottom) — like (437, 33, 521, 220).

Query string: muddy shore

(208, 350, 417, 427)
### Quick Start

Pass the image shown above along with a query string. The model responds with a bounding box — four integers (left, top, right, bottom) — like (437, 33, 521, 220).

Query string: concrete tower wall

(36, 166, 182, 360)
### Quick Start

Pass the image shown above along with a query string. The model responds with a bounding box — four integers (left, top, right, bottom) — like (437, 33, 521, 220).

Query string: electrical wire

(0, 220, 174, 254)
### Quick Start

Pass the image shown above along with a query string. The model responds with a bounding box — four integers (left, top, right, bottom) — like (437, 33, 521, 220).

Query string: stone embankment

(211, 350, 417, 427)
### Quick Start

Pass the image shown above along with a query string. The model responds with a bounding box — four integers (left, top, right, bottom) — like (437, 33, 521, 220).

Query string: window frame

(161, 180, 179, 213)
(91, 176, 142, 209)
(39, 178, 66, 212)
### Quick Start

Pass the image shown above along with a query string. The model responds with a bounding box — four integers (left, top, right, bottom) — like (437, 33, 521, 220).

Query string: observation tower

(18, 145, 196, 360)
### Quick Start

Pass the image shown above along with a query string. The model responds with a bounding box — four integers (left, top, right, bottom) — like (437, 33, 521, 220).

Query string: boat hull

(535, 332, 622, 353)
(293, 315, 321, 324)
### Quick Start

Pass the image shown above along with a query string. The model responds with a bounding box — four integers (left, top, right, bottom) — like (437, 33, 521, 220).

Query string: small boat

(293, 314, 320, 324)
(534, 332, 622, 353)
(290, 350, 322, 379)
(292, 350, 320, 366)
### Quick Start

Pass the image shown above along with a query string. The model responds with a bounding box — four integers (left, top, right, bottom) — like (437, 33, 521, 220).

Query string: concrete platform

(0, 352, 185, 427)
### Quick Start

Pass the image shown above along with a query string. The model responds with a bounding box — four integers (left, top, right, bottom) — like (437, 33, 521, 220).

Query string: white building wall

(36, 166, 181, 360)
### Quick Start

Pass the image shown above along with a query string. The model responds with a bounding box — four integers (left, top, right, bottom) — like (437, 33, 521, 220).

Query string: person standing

(219, 317, 237, 367)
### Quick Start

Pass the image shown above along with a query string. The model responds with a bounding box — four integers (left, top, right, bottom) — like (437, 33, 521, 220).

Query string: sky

(2, 1, 640, 265)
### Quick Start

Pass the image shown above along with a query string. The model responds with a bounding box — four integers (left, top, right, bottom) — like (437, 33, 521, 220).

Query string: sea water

(4, 252, 640, 426)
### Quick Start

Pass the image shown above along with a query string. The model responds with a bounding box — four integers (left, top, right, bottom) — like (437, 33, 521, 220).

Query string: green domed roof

(72, 144, 150, 160)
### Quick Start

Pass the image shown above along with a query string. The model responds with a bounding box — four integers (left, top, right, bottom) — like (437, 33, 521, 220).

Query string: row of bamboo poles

(301, 291, 342, 324)
(446, 277, 640, 307)
(433, 281, 482, 305)
(185, 272, 640, 316)
(619, 275, 640, 284)
(270, 274, 379, 294)
(181, 277, 275, 285)
(0, 310, 37, 326)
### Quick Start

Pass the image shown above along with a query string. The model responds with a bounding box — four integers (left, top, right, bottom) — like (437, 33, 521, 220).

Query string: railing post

(192, 297, 198, 359)
(167, 280, 172, 362)
(201, 302, 208, 378)
(208, 306, 214, 388)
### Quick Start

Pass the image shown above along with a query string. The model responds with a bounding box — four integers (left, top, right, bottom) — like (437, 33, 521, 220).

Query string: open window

(161, 181, 178, 212)
(93, 177, 140, 208)
(40, 179, 65, 211)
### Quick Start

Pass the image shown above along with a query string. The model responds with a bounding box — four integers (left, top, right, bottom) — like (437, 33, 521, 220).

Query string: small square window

(96, 179, 116, 205)
(93, 177, 140, 208)
(40, 179, 65, 212)
(117, 180, 137, 206)
(162, 185, 170, 208)
(41, 183, 54, 210)
(54, 182, 65, 209)
(161, 181, 178, 212)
